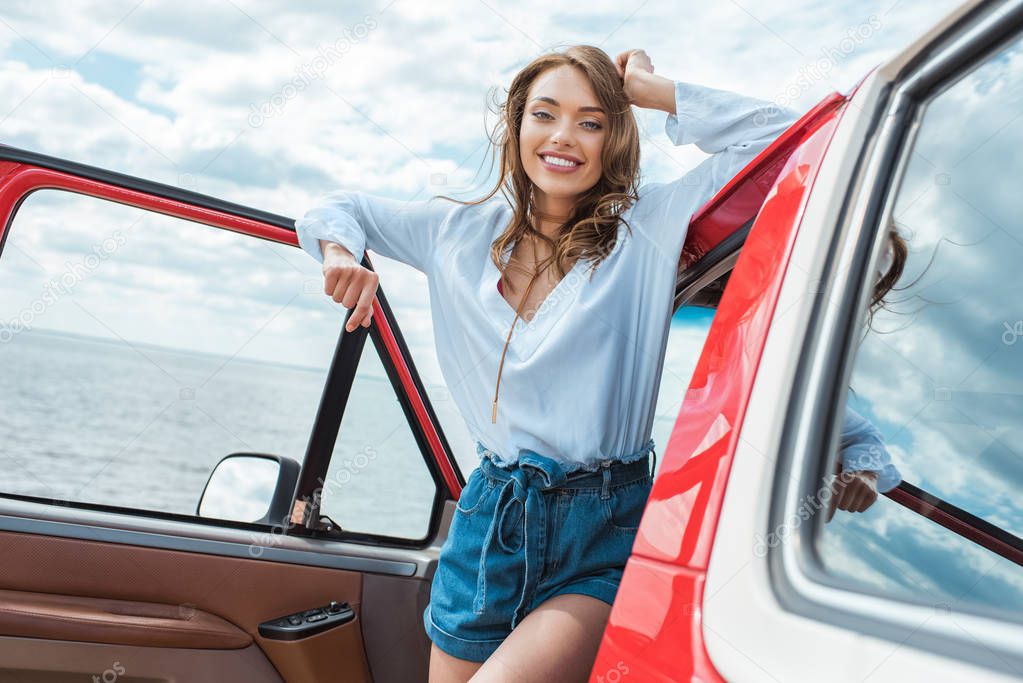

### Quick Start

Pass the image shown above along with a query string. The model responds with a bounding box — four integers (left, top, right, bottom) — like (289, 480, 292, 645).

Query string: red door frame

(0, 154, 463, 512)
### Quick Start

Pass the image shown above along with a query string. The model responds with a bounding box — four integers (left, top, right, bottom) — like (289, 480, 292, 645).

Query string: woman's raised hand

(320, 240, 379, 332)
(614, 49, 675, 113)
(614, 49, 654, 103)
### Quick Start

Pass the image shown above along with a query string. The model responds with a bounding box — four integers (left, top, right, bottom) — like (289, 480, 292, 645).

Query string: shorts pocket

(455, 469, 495, 516)
(601, 477, 652, 535)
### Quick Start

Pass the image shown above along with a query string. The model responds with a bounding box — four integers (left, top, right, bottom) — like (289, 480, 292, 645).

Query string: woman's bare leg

(429, 643, 484, 683)
(470, 594, 611, 682)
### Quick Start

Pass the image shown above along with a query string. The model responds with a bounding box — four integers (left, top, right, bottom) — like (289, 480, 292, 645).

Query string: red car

(593, 0, 1023, 680)
(0, 0, 1018, 680)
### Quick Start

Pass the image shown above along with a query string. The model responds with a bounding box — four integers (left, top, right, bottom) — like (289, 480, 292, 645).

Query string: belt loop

(600, 466, 611, 500)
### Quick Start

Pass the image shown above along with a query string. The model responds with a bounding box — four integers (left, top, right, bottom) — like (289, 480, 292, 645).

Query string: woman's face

(519, 64, 607, 211)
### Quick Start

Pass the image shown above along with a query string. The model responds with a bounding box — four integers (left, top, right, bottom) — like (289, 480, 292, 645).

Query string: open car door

(0, 145, 465, 682)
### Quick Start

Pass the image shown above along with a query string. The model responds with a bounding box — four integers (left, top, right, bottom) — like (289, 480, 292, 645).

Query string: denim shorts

(423, 439, 655, 662)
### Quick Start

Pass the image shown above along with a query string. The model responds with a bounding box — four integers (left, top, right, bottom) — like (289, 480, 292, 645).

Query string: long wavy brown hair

(434, 45, 642, 295)
(869, 219, 909, 324)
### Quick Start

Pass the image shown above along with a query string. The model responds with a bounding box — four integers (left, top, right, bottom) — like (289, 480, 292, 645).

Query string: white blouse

(295, 80, 801, 472)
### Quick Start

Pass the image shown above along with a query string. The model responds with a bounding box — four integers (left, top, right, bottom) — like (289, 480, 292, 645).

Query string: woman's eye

(530, 111, 601, 131)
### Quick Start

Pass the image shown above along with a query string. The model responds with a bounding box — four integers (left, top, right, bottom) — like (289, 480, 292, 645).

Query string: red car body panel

(678, 92, 845, 270)
(590, 91, 854, 681)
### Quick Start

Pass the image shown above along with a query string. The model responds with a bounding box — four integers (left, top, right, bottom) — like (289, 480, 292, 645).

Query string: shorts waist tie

(472, 437, 656, 629)
(475, 451, 567, 628)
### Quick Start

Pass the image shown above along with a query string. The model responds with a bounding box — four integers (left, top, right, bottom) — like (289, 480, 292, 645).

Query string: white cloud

(2, 1, 996, 518)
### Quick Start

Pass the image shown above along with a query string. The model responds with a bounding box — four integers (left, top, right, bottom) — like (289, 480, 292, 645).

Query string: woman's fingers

(320, 244, 379, 332)
(614, 50, 629, 77)
(624, 49, 653, 74)
(830, 472, 879, 517)
(846, 485, 866, 513)
(849, 471, 878, 512)
(348, 275, 378, 332)
(323, 263, 344, 297)
(828, 471, 858, 521)
(615, 49, 641, 78)
(826, 462, 883, 519)
(323, 261, 378, 332)
(855, 480, 879, 512)
(330, 273, 352, 306)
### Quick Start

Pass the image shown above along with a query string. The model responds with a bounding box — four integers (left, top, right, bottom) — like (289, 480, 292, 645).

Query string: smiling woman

(294, 43, 802, 682)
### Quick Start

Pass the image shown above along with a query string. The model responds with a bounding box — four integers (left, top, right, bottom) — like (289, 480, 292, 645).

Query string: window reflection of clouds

(818, 33, 1023, 621)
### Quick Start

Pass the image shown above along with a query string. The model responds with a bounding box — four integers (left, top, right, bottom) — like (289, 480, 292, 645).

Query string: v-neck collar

(479, 232, 589, 361)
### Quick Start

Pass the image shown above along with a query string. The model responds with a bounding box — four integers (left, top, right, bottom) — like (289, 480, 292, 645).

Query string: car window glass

(0, 189, 438, 539)
(814, 33, 1023, 620)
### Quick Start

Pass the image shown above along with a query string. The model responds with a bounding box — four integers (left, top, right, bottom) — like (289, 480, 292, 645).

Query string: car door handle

(257, 600, 355, 641)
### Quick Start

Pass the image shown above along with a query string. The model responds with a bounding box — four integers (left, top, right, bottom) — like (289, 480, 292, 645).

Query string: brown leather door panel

(0, 588, 250, 649)
(0, 636, 282, 682)
(0, 529, 373, 682)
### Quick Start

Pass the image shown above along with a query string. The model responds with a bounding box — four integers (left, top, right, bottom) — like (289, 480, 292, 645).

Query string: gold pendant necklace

(491, 255, 550, 424)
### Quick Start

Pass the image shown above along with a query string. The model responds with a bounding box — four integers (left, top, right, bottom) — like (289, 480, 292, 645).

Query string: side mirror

(196, 453, 300, 526)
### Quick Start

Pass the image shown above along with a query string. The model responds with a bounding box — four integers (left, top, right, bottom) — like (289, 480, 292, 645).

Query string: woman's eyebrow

(530, 96, 604, 114)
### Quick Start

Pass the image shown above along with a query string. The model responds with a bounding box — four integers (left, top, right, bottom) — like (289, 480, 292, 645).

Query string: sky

(0, 0, 965, 447)
(0, 0, 964, 368)
(2, 0, 1018, 641)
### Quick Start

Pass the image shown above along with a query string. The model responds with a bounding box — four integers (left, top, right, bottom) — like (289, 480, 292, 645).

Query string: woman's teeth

(542, 155, 579, 167)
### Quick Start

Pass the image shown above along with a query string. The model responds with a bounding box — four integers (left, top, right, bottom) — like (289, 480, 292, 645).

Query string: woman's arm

(295, 189, 458, 331)
(839, 404, 903, 494)
(619, 55, 801, 262)
(294, 189, 456, 276)
(826, 403, 903, 522)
